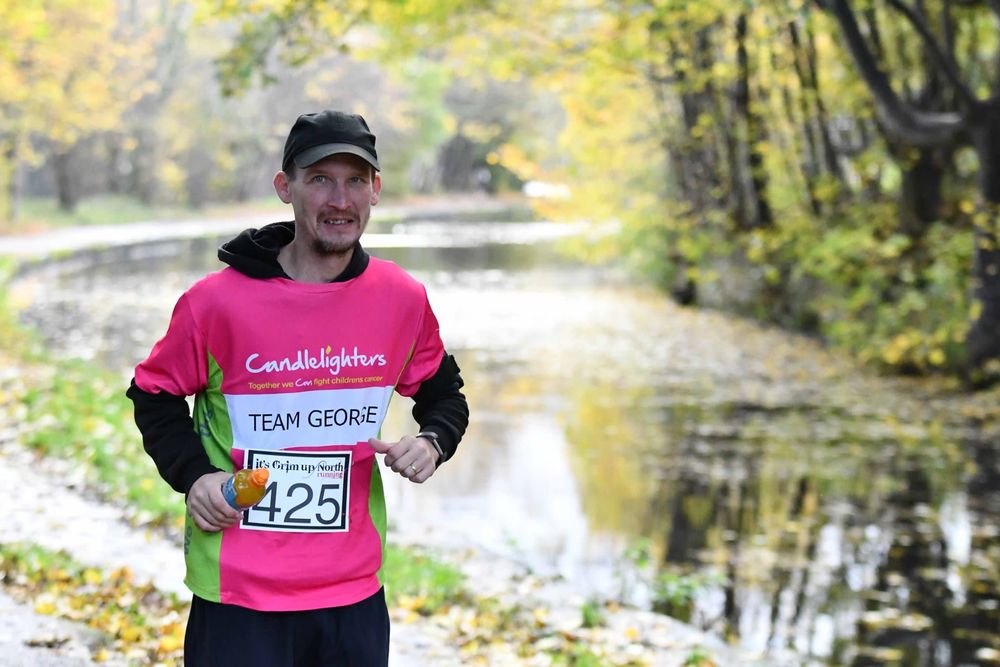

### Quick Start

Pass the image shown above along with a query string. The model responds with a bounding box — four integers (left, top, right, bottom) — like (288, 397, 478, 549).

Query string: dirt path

(0, 589, 103, 667)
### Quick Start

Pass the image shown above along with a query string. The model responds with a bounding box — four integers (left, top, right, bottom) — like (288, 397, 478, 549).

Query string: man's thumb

(368, 437, 391, 453)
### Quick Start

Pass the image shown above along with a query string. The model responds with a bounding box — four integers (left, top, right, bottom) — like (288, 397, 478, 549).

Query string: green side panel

(372, 389, 397, 583)
(193, 351, 234, 470)
(371, 463, 388, 584)
(184, 351, 233, 602)
(183, 516, 224, 603)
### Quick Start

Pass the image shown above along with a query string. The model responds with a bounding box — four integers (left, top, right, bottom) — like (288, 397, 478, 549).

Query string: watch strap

(416, 430, 445, 462)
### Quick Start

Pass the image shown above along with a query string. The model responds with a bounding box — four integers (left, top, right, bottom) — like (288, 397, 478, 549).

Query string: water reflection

(9, 222, 1000, 665)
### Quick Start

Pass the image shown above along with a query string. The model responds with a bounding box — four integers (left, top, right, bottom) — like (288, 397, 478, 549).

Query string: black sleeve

(126, 379, 222, 494)
(411, 352, 469, 466)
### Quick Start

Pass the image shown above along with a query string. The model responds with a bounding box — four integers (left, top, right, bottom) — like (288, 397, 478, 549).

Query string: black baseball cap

(282, 110, 380, 172)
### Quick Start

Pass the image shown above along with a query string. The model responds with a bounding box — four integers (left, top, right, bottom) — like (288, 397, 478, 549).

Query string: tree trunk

(771, 37, 821, 215)
(437, 132, 478, 191)
(667, 28, 728, 216)
(898, 147, 949, 238)
(8, 154, 20, 222)
(1, 137, 20, 224)
(966, 106, 1000, 379)
(789, 19, 830, 215)
(735, 12, 772, 230)
(52, 146, 80, 212)
(804, 18, 843, 182)
(129, 127, 158, 205)
(106, 134, 124, 194)
(185, 143, 211, 209)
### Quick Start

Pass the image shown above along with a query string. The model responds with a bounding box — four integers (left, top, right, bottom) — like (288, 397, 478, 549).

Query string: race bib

(241, 449, 351, 533)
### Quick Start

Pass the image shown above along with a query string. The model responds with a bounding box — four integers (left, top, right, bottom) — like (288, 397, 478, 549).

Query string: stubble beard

(311, 238, 355, 256)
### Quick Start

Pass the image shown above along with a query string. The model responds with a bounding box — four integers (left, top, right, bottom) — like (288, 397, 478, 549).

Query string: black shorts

(184, 587, 389, 667)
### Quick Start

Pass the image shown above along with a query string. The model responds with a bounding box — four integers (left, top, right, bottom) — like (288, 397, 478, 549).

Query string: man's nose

(326, 183, 349, 207)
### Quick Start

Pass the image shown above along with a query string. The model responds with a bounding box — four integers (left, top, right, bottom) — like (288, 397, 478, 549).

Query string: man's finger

(191, 509, 222, 533)
(369, 437, 393, 453)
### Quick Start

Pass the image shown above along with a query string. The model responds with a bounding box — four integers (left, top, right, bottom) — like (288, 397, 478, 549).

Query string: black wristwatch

(416, 430, 444, 463)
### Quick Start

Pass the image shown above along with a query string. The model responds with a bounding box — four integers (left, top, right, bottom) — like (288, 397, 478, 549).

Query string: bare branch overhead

(824, 0, 965, 147)
(884, 0, 978, 107)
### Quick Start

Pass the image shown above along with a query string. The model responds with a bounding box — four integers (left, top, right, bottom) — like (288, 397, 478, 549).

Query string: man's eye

(311, 175, 327, 183)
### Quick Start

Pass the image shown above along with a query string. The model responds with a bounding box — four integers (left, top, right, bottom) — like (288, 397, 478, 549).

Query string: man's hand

(369, 435, 439, 483)
(187, 471, 244, 532)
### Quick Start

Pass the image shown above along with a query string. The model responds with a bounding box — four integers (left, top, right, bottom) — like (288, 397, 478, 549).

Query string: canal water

(10, 218, 1000, 666)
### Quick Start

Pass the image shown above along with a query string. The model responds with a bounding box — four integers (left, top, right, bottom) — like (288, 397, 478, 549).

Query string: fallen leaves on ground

(0, 542, 186, 665)
(392, 592, 664, 666)
(3, 540, 681, 667)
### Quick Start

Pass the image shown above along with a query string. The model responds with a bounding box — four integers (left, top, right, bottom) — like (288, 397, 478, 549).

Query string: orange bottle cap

(250, 468, 269, 487)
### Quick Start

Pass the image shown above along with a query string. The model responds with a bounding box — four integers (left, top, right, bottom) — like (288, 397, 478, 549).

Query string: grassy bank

(3, 192, 534, 235)
(4, 195, 287, 234)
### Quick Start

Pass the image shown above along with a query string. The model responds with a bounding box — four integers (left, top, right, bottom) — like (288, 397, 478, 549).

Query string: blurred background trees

(3, 0, 999, 383)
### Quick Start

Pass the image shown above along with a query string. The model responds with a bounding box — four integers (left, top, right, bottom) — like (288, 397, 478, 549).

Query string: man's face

(274, 153, 381, 256)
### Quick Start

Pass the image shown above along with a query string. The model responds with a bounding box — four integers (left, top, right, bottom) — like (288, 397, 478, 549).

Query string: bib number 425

(254, 482, 343, 526)
(242, 450, 351, 533)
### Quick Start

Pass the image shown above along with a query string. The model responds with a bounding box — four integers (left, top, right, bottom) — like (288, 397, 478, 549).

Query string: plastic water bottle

(221, 468, 269, 509)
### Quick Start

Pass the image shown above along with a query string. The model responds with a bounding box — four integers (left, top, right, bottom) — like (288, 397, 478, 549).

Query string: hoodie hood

(218, 221, 369, 282)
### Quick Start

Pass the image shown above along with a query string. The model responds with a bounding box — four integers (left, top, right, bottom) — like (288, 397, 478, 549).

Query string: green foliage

(651, 569, 726, 620)
(620, 203, 732, 295)
(618, 537, 728, 623)
(19, 358, 185, 526)
(580, 598, 607, 629)
(381, 544, 468, 614)
(507, 0, 991, 380)
(0, 0, 158, 219)
(779, 208, 973, 373)
(622, 537, 654, 570)
(683, 646, 718, 667)
(548, 643, 613, 666)
(0, 259, 32, 354)
(0, 542, 79, 581)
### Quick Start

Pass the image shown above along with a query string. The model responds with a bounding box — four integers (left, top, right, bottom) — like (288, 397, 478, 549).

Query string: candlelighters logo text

(245, 345, 386, 377)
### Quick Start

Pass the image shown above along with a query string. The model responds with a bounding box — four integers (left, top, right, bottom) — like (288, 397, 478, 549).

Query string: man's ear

(273, 171, 292, 204)
(371, 173, 382, 206)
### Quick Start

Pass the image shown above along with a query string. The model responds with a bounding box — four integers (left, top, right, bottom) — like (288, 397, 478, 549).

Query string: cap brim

(293, 143, 380, 171)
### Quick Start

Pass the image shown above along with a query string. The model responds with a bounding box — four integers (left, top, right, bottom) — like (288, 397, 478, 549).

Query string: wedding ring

(408, 464, 418, 475)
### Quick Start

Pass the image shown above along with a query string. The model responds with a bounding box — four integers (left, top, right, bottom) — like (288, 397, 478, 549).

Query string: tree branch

(863, 7, 885, 61)
(945, 0, 998, 10)
(820, 0, 964, 147)
(884, 0, 978, 107)
(942, 0, 956, 57)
